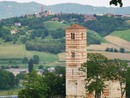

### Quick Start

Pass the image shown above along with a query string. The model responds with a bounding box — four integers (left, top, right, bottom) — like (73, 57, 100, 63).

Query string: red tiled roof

(66, 24, 86, 29)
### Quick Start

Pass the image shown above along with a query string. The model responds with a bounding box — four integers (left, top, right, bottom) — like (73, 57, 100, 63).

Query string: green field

(0, 44, 58, 66)
(44, 21, 68, 31)
(0, 88, 22, 96)
(0, 44, 25, 58)
(110, 29, 130, 41)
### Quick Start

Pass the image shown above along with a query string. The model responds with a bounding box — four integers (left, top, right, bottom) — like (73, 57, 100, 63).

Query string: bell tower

(66, 24, 87, 98)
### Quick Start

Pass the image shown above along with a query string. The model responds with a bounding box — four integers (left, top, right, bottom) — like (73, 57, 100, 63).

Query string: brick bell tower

(65, 24, 87, 98)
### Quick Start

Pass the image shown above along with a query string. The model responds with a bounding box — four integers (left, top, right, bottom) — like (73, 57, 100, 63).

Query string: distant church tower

(41, 6, 44, 13)
(66, 24, 87, 98)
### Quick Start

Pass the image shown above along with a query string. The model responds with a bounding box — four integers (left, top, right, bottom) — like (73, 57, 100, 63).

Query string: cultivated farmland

(105, 35, 130, 50)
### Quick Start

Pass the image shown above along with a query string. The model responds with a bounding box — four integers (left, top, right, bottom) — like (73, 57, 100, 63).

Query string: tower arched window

(81, 33, 84, 39)
(71, 52, 75, 58)
(71, 33, 75, 39)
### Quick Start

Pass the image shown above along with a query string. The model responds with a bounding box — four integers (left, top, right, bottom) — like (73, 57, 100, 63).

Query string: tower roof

(66, 24, 86, 30)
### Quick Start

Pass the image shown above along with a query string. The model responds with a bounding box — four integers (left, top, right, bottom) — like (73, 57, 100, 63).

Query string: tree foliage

(126, 68, 130, 98)
(84, 16, 126, 36)
(0, 70, 19, 90)
(80, 53, 108, 98)
(80, 53, 128, 98)
(18, 71, 49, 98)
(120, 47, 125, 53)
(33, 55, 40, 64)
(43, 72, 65, 97)
(107, 59, 128, 98)
(18, 70, 65, 98)
(28, 59, 33, 73)
(25, 38, 65, 54)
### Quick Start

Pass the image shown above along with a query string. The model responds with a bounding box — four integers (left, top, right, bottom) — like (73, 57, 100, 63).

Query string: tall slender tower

(41, 6, 44, 13)
(66, 24, 87, 98)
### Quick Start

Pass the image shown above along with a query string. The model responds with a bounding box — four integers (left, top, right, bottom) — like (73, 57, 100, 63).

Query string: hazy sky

(0, 0, 130, 7)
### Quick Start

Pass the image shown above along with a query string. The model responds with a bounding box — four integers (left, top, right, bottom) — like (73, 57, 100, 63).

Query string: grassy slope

(0, 44, 58, 62)
(110, 29, 130, 41)
(87, 30, 106, 44)
(44, 21, 68, 31)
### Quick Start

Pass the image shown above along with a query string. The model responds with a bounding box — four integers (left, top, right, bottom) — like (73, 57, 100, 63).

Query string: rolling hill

(110, 29, 130, 41)
(44, 21, 68, 31)
(0, 44, 58, 62)
(105, 35, 130, 50)
(87, 30, 106, 45)
(0, 1, 130, 19)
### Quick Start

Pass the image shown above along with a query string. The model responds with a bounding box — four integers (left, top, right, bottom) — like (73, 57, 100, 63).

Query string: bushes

(0, 70, 19, 90)
(25, 39, 65, 54)
(105, 47, 125, 53)
(0, 58, 29, 64)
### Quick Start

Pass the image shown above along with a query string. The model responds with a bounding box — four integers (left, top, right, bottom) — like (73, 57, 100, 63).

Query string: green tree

(18, 71, 49, 98)
(43, 72, 65, 98)
(110, 48, 114, 52)
(126, 68, 130, 98)
(33, 55, 40, 64)
(0, 70, 18, 90)
(18, 71, 65, 98)
(80, 53, 128, 98)
(105, 47, 110, 52)
(80, 53, 108, 98)
(120, 47, 125, 53)
(28, 59, 33, 73)
(38, 65, 43, 69)
(114, 48, 118, 52)
(108, 59, 128, 98)
(22, 57, 28, 64)
(16, 72, 26, 80)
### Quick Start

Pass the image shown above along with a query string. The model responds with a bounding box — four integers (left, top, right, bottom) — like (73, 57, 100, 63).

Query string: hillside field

(0, 44, 58, 62)
(0, 88, 21, 96)
(105, 35, 130, 50)
(44, 21, 68, 31)
(87, 30, 106, 45)
(58, 51, 130, 61)
(87, 43, 123, 51)
(110, 29, 130, 41)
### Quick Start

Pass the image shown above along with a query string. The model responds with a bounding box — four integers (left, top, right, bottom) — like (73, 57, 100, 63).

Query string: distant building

(84, 14, 96, 22)
(6, 68, 28, 76)
(24, 14, 33, 17)
(122, 14, 130, 18)
(10, 30, 19, 34)
(37, 69, 44, 75)
(36, 10, 54, 18)
(14, 22, 21, 26)
(47, 67, 55, 72)
(104, 13, 114, 17)
(52, 17, 59, 21)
